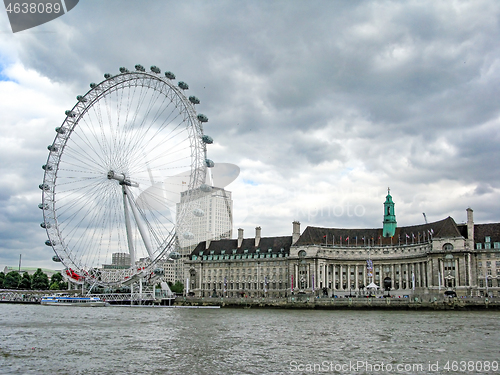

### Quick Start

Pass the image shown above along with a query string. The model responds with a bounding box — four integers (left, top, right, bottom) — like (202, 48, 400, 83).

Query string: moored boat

(41, 295, 107, 307)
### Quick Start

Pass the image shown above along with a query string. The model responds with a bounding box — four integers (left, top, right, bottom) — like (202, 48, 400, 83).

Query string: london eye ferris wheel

(39, 65, 214, 287)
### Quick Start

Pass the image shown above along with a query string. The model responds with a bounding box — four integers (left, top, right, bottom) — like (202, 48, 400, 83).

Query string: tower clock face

(298, 250, 307, 258)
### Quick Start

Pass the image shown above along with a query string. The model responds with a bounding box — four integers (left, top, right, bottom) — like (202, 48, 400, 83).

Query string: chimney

(466, 208, 474, 245)
(292, 221, 300, 244)
(238, 228, 244, 248)
(255, 226, 261, 247)
(205, 239, 211, 250)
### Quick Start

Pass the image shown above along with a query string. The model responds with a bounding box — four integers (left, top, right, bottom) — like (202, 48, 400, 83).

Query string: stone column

(391, 264, 395, 290)
(405, 263, 409, 289)
(439, 259, 445, 288)
(354, 264, 359, 290)
(293, 264, 299, 290)
(306, 263, 310, 289)
(347, 264, 351, 291)
(324, 264, 327, 289)
(363, 264, 367, 288)
(398, 264, 402, 290)
(339, 264, 343, 290)
(455, 259, 459, 287)
(332, 264, 336, 290)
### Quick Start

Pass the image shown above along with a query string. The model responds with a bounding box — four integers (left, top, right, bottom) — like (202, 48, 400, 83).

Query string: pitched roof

(294, 216, 463, 246)
(191, 236, 292, 256)
(474, 223, 500, 245)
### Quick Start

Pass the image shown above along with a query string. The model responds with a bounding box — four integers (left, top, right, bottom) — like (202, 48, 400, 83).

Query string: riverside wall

(174, 295, 500, 310)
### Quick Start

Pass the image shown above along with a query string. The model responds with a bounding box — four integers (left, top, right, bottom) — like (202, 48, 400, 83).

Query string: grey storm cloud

(1, 0, 500, 268)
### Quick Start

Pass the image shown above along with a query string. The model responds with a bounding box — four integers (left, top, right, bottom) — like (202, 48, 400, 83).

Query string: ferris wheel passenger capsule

(38, 203, 49, 210)
(150, 66, 161, 74)
(189, 96, 200, 104)
(182, 232, 195, 240)
(169, 251, 182, 259)
(76, 95, 87, 102)
(205, 159, 215, 168)
(47, 145, 58, 152)
(202, 135, 213, 144)
(119, 67, 129, 73)
(65, 110, 76, 117)
(200, 184, 212, 193)
(193, 208, 205, 217)
(39, 184, 50, 191)
(45, 240, 55, 246)
(42, 164, 53, 171)
(165, 71, 175, 79)
(52, 255, 62, 262)
(55, 127, 66, 134)
(197, 114, 208, 123)
(178, 81, 189, 90)
(40, 222, 51, 229)
(135, 64, 145, 72)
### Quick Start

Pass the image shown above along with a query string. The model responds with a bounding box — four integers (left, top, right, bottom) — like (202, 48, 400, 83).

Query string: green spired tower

(383, 187, 397, 238)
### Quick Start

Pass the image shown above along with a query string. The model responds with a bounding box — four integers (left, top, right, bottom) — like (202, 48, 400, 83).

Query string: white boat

(41, 295, 107, 307)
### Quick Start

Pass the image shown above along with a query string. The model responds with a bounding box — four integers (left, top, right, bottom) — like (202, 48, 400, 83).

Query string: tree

(49, 272, 67, 290)
(18, 272, 31, 290)
(170, 281, 184, 294)
(31, 269, 49, 290)
(4, 271, 20, 289)
(0, 272, 5, 288)
(51, 272, 63, 284)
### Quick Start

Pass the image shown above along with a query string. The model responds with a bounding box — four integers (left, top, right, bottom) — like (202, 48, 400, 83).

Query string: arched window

(443, 243, 454, 251)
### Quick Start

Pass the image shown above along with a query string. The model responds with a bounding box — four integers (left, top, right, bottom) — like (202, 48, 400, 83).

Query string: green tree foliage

(49, 272, 67, 290)
(4, 271, 21, 289)
(31, 268, 49, 290)
(18, 272, 32, 290)
(0, 272, 5, 288)
(170, 281, 184, 294)
(51, 272, 63, 284)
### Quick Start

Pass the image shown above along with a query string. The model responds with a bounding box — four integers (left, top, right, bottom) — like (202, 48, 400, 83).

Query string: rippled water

(0, 304, 498, 374)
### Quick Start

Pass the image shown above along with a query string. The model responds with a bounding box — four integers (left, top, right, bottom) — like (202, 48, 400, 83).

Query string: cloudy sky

(1, 0, 499, 269)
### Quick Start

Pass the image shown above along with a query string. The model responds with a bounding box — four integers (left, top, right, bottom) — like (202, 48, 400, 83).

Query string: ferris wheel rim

(41, 66, 208, 286)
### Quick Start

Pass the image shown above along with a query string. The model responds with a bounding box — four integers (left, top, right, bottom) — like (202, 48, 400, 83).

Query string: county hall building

(184, 190, 500, 298)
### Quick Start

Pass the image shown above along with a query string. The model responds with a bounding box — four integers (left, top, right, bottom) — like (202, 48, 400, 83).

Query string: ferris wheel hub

(107, 170, 139, 187)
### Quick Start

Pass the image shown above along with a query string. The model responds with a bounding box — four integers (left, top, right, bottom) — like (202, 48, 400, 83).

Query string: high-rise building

(167, 186, 233, 284)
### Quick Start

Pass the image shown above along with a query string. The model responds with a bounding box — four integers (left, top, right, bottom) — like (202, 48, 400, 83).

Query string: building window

(485, 236, 491, 243)
(443, 243, 454, 251)
(476, 243, 483, 249)
(494, 242, 500, 249)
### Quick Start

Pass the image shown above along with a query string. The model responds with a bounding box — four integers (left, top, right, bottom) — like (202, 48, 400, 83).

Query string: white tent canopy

(366, 282, 379, 289)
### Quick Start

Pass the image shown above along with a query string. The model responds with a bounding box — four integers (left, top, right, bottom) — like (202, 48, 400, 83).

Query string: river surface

(0, 304, 498, 374)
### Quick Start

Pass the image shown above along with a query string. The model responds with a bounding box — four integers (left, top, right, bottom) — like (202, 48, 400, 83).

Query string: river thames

(0, 304, 498, 374)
